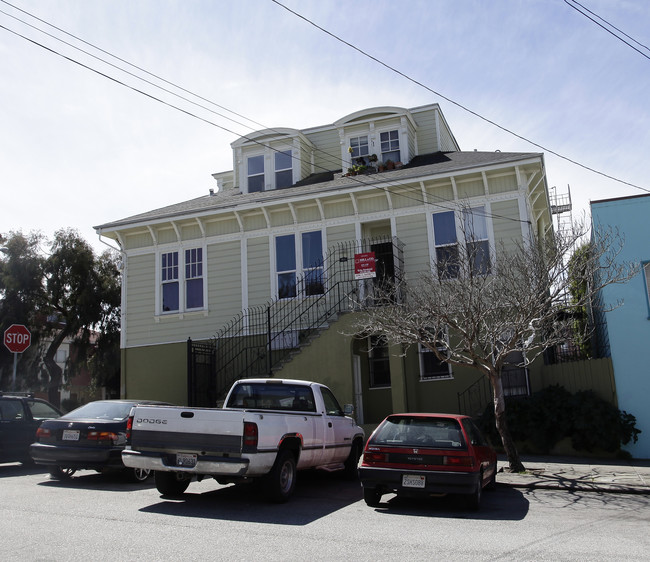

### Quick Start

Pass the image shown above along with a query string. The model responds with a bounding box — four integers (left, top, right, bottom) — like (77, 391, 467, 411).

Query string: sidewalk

(496, 455, 650, 495)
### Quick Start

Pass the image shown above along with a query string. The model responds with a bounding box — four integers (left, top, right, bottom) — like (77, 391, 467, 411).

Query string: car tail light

(36, 427, 51, 439)
(243, 422, 258, 448)
(87, 431, 119, 444)
(362, 451, 388, 464)
(126, 415, 133, 442)
(444, 455, 474, 467)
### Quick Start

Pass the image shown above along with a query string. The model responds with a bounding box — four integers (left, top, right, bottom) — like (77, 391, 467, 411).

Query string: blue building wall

(591, 194, 650, 459)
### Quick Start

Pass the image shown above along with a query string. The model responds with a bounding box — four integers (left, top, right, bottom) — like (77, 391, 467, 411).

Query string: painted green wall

(122, 343, 188, 404)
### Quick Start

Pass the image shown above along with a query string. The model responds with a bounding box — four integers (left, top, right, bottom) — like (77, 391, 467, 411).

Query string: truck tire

(266, 450, 296, 503)
(343, 440, 362, 479)
(155, 471, 191, 496)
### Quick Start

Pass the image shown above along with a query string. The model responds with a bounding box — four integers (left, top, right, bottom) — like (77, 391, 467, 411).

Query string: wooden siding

(487, 171, 518, 194)
(456, 174, 485, 199)
(424, 179, 454, 202)
(269, 207, 293, 228)
(306, 129, 340, 173)
(391, 184, 423, 209)
(491, 199, 523, 254)
(180, 222, 202, 241)
(124, 231, 153, 250)
(395, 213, 430, 278)
(357, 192, 389, 215)
(326, 224, 356, 249)
(323, 198, 355, 219)
(242, 211, 267, 232)
(206, 217, 240, 237)
(157, 227, 178, 245)
(295, 202, 321, 224)
(124, 253, 156, 346)
(247, 236, 271, 307)
(413, 107, 438, 154)
(208, 240, 242, 325)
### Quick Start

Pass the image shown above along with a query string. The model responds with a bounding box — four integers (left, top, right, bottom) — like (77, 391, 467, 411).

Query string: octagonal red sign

(4, 324, 31, 353)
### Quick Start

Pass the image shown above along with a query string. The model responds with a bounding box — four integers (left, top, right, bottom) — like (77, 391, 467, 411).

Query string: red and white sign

(4, 324, 31, 353)
(354, 252, 376, 279)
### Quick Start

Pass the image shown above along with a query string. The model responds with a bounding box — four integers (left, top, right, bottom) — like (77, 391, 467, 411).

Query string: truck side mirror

(343, 404, 354, 416)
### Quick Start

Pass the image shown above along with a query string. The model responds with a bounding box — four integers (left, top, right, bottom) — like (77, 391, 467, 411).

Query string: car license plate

(402, 474, 426, 488)
(176, 453, 197, 467)
(62, 430, 80, 441)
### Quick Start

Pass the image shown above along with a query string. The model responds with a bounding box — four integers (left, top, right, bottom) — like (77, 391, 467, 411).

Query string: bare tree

(354, 212, 637, 472)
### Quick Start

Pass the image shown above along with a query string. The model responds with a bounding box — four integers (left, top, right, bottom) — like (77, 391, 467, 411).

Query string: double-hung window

(433, 211, 459, 279)
(160, 248, 204, 313)
(275, 150, 293, 189)
(380, 129, 400, 163)
(247, 155, 265, 193)
(161, 251, 179, 312)
(275, 230, 324, 299)
(185, 248, 204, 309)
(349, 135, 369, 161)
(419, 330, 452, 381)
(369, 335, 391, 388)
(463, 206, 491, 275)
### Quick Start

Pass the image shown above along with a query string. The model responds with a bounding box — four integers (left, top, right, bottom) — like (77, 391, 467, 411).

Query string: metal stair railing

(192, 236, 404, 402)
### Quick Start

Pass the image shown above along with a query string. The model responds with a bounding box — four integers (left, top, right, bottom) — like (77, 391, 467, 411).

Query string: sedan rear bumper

(30, 442, 124, 470)
(358, 466, 480, 495)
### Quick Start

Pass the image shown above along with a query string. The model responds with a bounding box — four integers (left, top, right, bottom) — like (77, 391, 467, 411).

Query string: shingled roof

(95, 151, 541, 231)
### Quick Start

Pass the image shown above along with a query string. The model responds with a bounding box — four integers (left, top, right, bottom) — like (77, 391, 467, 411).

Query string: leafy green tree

(0, 229, 121, 403)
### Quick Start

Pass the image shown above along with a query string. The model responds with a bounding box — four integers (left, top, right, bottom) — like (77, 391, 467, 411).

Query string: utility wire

(0, 8, 528, 224)
(565, 0, 650, 60)
(270, 0, 649, 194)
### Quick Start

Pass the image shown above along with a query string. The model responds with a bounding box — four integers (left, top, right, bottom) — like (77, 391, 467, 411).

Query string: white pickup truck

(122, 379, 365, 501)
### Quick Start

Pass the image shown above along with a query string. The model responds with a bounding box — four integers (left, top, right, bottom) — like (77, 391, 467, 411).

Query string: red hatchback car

(359, 413, 497, 509)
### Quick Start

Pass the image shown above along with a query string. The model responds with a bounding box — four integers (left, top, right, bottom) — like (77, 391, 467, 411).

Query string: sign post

(3, 324, 31, 391)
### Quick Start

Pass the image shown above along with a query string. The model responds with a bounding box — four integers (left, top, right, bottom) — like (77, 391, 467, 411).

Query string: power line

(270, 0, 649, 195)
(0, 7, 528, 224)
(565, 0, 650, 60)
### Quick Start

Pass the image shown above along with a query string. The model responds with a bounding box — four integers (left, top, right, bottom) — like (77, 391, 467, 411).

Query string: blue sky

(1, 0, 648, 252)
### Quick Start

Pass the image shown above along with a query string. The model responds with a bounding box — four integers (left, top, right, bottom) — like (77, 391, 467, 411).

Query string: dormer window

(349, 135, 369, 160)
(380, 129, 400, 163)
(247, 155, 265, 193)
(275, 150, 293, 189)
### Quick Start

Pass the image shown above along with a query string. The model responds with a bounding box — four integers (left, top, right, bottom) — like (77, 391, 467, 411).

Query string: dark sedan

(358, 413, 497, 510)
(0, 393, 62, 464)
(30, 399, 170, 481)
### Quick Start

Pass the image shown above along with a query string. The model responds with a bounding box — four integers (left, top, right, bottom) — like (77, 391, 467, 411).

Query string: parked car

(30, 399, 170, 482)
(358, 413, 497, 510)
(0, 392, 63, 464)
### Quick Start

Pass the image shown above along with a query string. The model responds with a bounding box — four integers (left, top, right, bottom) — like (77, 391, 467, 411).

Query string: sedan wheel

(130, 467, 151, 482)
(49, 466, 76, 480)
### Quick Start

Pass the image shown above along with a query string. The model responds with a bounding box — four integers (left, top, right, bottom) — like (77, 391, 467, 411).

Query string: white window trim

(156, 245, 207, 316)
(377, 127, 402, 163)
(418, 341, 453, 381)
(271, 229, 325, 300)
(246, 152, 266, 193)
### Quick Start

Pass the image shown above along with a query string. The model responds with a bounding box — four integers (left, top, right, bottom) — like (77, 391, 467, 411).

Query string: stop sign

(4, 324, 31, 353)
